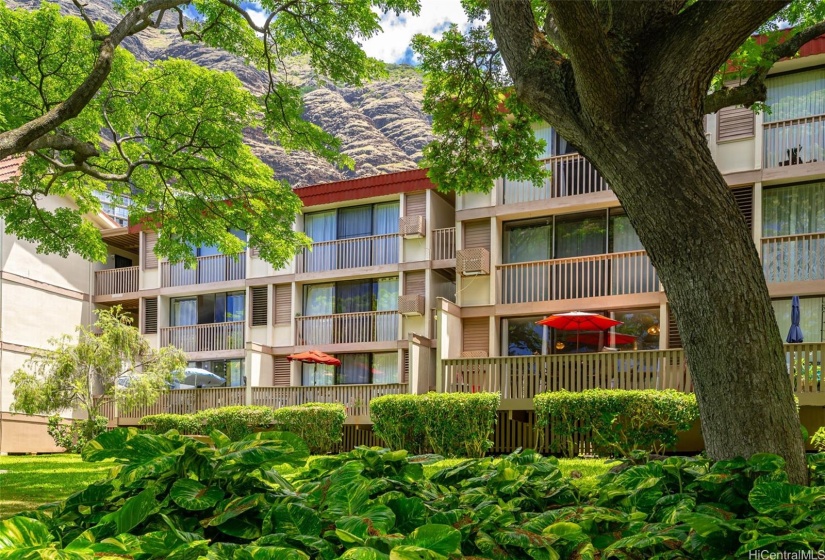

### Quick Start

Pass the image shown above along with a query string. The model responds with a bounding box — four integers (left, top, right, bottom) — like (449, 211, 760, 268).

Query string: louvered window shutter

(717, 106, 754, 141)
(251, 286, 268, 327)
(402, 350, 409, 383)
(274, 285, 292, 324)
(732, 186, 754, 234)
(273, 356, 291, 386)
(143, 297, 158, 334)
(463, 220, 491, 249)
(143, 232, 158, 269)
(462, 317, 489, 356)
(405, 192, 426, 216)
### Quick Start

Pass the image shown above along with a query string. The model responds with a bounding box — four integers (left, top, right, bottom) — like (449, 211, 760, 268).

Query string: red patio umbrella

(286, 350, 341, 366)
(287, 350, 341, 386)
(575, 332, 637, 348)
(537, 311, 623, 353)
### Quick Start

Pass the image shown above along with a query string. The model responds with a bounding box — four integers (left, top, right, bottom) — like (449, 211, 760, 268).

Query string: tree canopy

(0, 0, 416, 265)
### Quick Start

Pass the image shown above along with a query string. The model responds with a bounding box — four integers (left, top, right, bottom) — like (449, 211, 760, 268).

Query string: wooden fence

(161, 253, 246, 287)
(95, 266, 139, 295)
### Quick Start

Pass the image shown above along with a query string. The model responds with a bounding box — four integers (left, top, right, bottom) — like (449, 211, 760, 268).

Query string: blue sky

(241, 0, 470, 65)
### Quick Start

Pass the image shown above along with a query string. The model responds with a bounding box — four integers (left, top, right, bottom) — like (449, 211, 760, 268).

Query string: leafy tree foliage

(10, 305, 186, 446)
(0, 0, 417, 265)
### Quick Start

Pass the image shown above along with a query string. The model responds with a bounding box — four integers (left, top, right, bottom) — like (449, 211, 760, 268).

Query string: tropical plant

(2, 429, 825, 558)
(813, 426, 825, 452)
(534, 389, 700, 458)
(10, 306, 186, 450)
(271, 403, 346, 454)
(46, 415, 108, 454)
(371, 392, 500, 457)
(143, 406, 274, 440)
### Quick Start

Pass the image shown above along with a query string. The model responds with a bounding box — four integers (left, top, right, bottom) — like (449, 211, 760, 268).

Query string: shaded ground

(0, 454, 613, 518)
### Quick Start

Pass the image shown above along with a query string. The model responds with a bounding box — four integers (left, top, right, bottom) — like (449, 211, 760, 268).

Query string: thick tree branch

(487, 0, 577, 130)
(703, 19, 825, 114)
(645, 0, 788, 114)
(0, 0, 191, 161)
(545, 1, 631, 119)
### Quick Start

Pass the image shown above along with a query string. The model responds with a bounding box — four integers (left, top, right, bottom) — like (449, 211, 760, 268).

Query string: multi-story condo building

(2, 39, 825, 453)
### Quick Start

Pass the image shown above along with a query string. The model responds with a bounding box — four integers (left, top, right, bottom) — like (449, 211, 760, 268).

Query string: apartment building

(4, 39, 825, 453)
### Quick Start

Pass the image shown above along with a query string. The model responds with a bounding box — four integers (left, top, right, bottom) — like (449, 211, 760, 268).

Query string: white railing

(159, 321, 245, 353)
(161, 253, 246, 287)
(497, 250, 658, 304)
(762, 232, 825, 283)
(432, 227, 456, 261)
(296, 310, 399, 345)
(503, 153, 610, 204)
(95, 266, 139, 295)
(299, 234, 399, 273)
(763, 114, 825, 168)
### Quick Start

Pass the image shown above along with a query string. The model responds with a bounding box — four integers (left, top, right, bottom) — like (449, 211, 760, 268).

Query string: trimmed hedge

(142, 405, 274, 441)
(271, 403, 346, 454)
(534, 389, 699, 457)
(371, 392, 500, 457)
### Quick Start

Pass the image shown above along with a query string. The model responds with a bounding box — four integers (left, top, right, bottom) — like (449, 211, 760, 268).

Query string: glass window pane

(336, 280, 373, 314)
(304, 211, 337, 241)
(302, 363, 335, 386)
(303, 283, 334, 315)
(338, 353, 371, 384)
(373, 202, 400, 235)
(376, 277, 399, 311)
(226, 292, 245, 321)
(609, 215, 644, 252)
(611, 309, 661, 351)
(338, 205, 372, 239)
(773, 297, 824, 343)
(765, 68, 825, 122)
(170, 297, 197, 326)
(555, 214, 606, 258)
(505, 222, 553, 264)
(762, 182, 825, 237)
(372, 352, 399, 384)
(505, 316, 548, 356)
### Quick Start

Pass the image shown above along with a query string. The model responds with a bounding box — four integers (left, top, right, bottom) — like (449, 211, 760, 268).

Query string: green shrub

(141, 406, 274, 440)
(534, 389, 699, 457)
(370, 393, 428, 454)
(46, 415, 108, 453)
(812, 426, 825, 452)
(195, 406, 274, 440)
(371, 392, 499, 457)
(271, 403, 346, 453)
(141, 413, 200, 435)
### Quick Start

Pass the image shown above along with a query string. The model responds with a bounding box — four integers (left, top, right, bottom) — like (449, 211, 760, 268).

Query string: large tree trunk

(572, 113, 808, 484)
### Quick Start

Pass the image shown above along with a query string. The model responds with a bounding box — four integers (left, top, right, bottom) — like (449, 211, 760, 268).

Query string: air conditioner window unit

(456, 248, 490, 276)
(399, 215, 426, 239)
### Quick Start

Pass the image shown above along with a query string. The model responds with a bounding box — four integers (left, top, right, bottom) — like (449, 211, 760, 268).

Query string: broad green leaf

(387, 497, 427, 533)
(82, 428, 140, 462)
(340, 548, 391, 560)
(542, 522, 583, 538)
(170, 479, 224, 511)
(100, 487, 161, 535)
(217, 517, 262, 540)
(389, 545, 446, 560)
(265, 503, 321, 537)
(234, 546, 310, 560)
(0, 517, 53, 549)
(748, 482, 804, 514)
(204, 495, 265, 527)
(403, 525, 461, 556)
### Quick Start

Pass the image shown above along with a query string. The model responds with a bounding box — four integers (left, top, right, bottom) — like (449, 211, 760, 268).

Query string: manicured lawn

(0, 453, 613, 518)
(0, 455, 113, 518)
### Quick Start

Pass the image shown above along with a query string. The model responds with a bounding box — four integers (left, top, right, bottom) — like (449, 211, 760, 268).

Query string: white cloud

(361, 0, 471, 64)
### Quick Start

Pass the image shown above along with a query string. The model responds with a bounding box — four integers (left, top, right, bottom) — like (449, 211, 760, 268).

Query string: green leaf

(388, 497, 427, 533)
(340, 548, 391, 560)
(170, 479, 224, 511)
(234, 546, 310, 560)
(204, 495, 265, 527)
(389, 545, 446, 560)
(403, 525, 461, 556)
(0, 517, 53, 549)
(100, 486, 161, 534)
(265, 503, 321, 537)
(542, 522, 583, 538)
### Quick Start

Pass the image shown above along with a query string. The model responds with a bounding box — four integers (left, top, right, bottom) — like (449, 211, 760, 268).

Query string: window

(555, 213, 606, 258)
(503, 316, 548, 356)
(765, 68, 825, 122)
(300, 352, 400, 386)
(762, 182, 825, 237)
(773, 297, 824, 343)
(171, 292, 245, 326)
(303, 278, 399, 315)
(188, 359, 245, 387)
(610, 309, 661, 351)
(305, 202, 399, 239)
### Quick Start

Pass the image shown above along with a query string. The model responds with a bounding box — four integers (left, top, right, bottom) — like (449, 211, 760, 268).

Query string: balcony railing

(432, 227, 456, 261)
(97, 383, 408, 423)
(762, 232, 825, 283)
(296, 310, 399, 345)
(443, 342, 824, 403)
(299, 233, 399, 273)
(160, 321, 245, 353)
(95, 266, 139, 295)
(161, 253, 246, 287)
(763, 114, 825, 169)
(503, 153, 610, 204)
(498, 250, 658, 304)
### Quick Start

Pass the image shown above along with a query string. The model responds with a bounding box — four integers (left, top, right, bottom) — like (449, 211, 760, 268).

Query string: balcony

(763, 114, 825, 169)
(160, 321, 244, 353)
(762, 232, 825, 283)
(432, 227, 456, 261)
(442, 342, 824, 406)
(161, 253, 246, 288)
(97, 383, 408, 425)
(298, 234, 399, 273)
(95, 266, 139, 295)
(497, 250, 658, 304)
(503, 153, 610, 204)
(296, 310, 399, 346)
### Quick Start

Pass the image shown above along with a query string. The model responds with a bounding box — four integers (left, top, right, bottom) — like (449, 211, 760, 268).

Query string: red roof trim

(295, 168, 437, 206)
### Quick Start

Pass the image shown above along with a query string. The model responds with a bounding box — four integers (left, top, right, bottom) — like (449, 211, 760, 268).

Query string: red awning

(286, 350, 341, 366)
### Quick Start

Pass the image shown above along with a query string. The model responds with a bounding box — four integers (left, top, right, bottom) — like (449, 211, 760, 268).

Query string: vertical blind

(171, 297, 197, 326)
(762, 182, 825, 236)
(765, 68, 825, 122)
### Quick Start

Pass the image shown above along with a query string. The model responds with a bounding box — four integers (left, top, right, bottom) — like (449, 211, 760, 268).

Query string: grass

(0, 455, 113, 518)
(0, 454, 613, 519)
